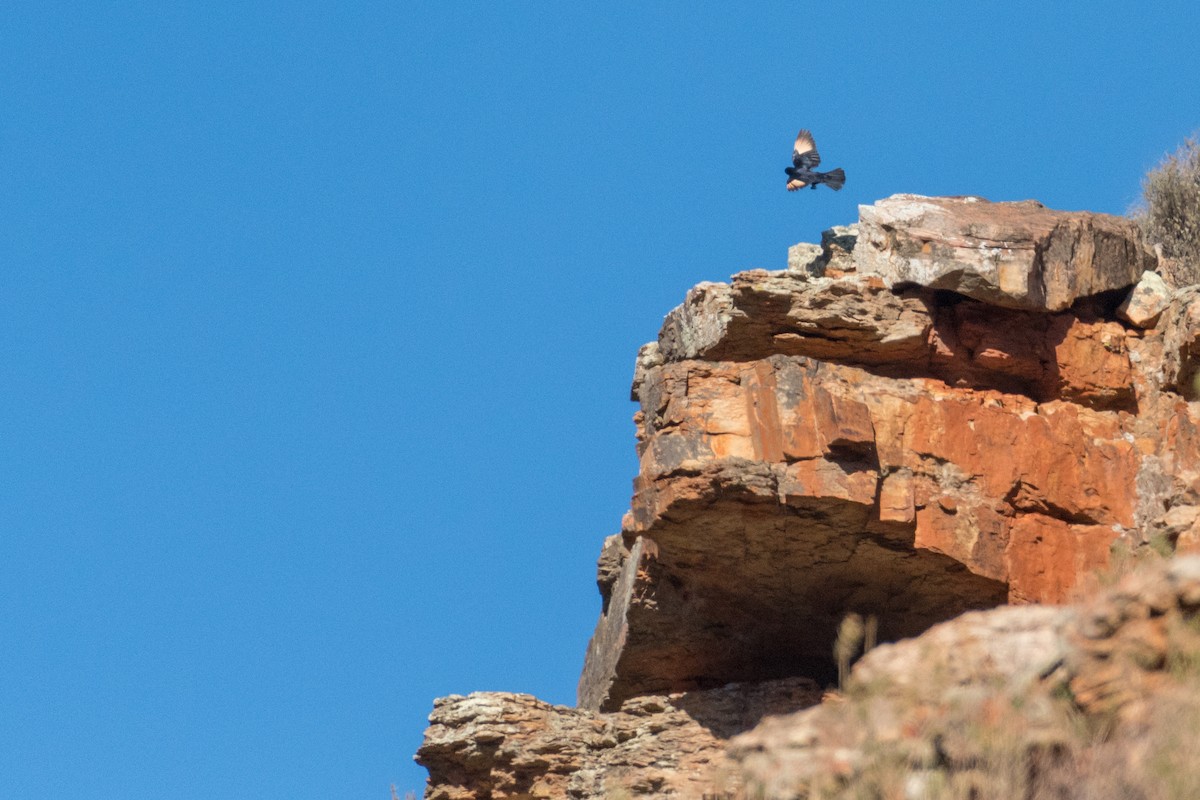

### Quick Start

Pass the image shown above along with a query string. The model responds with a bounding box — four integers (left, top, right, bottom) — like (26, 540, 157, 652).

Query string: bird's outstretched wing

(792, 129, 821, 169)
(786, 178, 806, 191)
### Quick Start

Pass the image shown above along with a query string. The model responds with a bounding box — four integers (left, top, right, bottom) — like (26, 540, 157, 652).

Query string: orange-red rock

(420, 196, 1200, 799)
(581, 200, 1163, 711)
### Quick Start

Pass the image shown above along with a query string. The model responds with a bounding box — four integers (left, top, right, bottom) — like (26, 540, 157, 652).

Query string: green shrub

(1134, 136, 1200, 287)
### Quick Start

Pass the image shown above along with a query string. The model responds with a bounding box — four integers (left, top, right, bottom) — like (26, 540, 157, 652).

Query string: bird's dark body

(784, 166, 845, 190)
(785, 129, 845, 192)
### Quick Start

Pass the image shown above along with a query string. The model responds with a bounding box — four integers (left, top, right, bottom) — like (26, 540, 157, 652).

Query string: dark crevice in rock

(1005, 481, 1106, 526)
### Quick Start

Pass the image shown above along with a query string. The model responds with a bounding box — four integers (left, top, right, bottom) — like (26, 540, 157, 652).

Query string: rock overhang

(579, 195, 1155, 712)
(420, 194, 1200, 798)
(578, 457, 1012, 712)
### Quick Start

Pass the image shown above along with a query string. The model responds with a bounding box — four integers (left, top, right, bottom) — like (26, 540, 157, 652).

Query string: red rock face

(584, 344, 1140, 709)
(420, 196, 1200, 799)
(580, 196, 1171, 712)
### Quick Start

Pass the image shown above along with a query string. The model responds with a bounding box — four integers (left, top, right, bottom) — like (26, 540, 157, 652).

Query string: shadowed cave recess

(580, 484, 1009, 712)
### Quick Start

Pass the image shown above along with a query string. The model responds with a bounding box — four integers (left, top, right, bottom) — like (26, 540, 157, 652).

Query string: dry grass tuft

(1133, 136, 1200, 287)
(789, 666, 1200, 800)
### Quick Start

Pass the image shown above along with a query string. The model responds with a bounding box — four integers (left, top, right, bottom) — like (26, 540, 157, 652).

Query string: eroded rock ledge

(856, 195, 1155, 311)
(417, 677, 822, 800)
(418, 195, 1200, 799)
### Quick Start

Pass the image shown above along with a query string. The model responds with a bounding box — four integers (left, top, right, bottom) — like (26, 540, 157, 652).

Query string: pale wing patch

(792, 129, 822, 169)
(786, 179, 806, 191)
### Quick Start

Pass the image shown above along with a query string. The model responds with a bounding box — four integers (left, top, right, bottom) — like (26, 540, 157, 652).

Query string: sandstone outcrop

(417, 195, 1200, 799)
(416, 678, 822, 800)
(581, 197, 1162, 714)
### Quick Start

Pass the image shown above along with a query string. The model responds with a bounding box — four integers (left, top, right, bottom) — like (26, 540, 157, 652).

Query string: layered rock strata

(581, 196, 1160, 713)
(418, 195, 1200, 799)
(418, 677, 822, 800)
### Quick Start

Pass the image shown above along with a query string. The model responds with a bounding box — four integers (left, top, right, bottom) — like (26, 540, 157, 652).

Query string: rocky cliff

(416, 195, 1200, 799)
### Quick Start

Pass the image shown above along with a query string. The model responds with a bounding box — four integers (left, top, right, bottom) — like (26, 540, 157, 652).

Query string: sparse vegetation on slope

(732, 560, 1200, 800)
(785, 664, 1200, 800)
(1134, 136, 1200, 287)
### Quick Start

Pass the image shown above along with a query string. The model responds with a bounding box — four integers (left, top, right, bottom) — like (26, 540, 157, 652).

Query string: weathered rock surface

(416, 677, 823, 799)
(418, 558, 1200, 800)
(1117, 270, 1172, 328)
(655, 271, 932, 369)
(730, 557, 1200, 799)
(785, 225, 858, 278)
(582, 347, 1140, 710)
(856, 195, 1154, 311)
(786, 242, 823, 277)
(417, 195, 1200, 799)
(654, 269, 1137, 408)
(576, 197, 1190, 715)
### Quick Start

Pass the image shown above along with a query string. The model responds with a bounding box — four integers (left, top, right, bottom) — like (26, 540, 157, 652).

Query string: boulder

(1118, 269, 1172, 328)
(856, 195, 1154, 311)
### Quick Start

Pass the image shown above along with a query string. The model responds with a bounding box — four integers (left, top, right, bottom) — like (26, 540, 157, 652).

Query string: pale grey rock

(856, 194, 1154, 311)
(1117, 270, 1172, 328)
(849, 605, 1074, 694)
(655, 269, 931, 366)
(729, 604, 1076, 800)
(820, 224, 858, 273)
(1154, 285, 1200, 392)
(630, 341, 663, 401)
(787, 242, 823, 276)
(418, 677, 823, 799)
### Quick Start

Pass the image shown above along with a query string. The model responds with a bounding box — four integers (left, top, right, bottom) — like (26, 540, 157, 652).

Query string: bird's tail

(821, 168, 846, 191)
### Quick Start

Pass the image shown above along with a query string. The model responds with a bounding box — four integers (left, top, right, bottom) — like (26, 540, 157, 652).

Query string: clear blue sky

(1, 3, 1197, 797)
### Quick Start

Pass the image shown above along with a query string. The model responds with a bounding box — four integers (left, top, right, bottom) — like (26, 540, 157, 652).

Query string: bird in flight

(785, 130, 845, 192)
